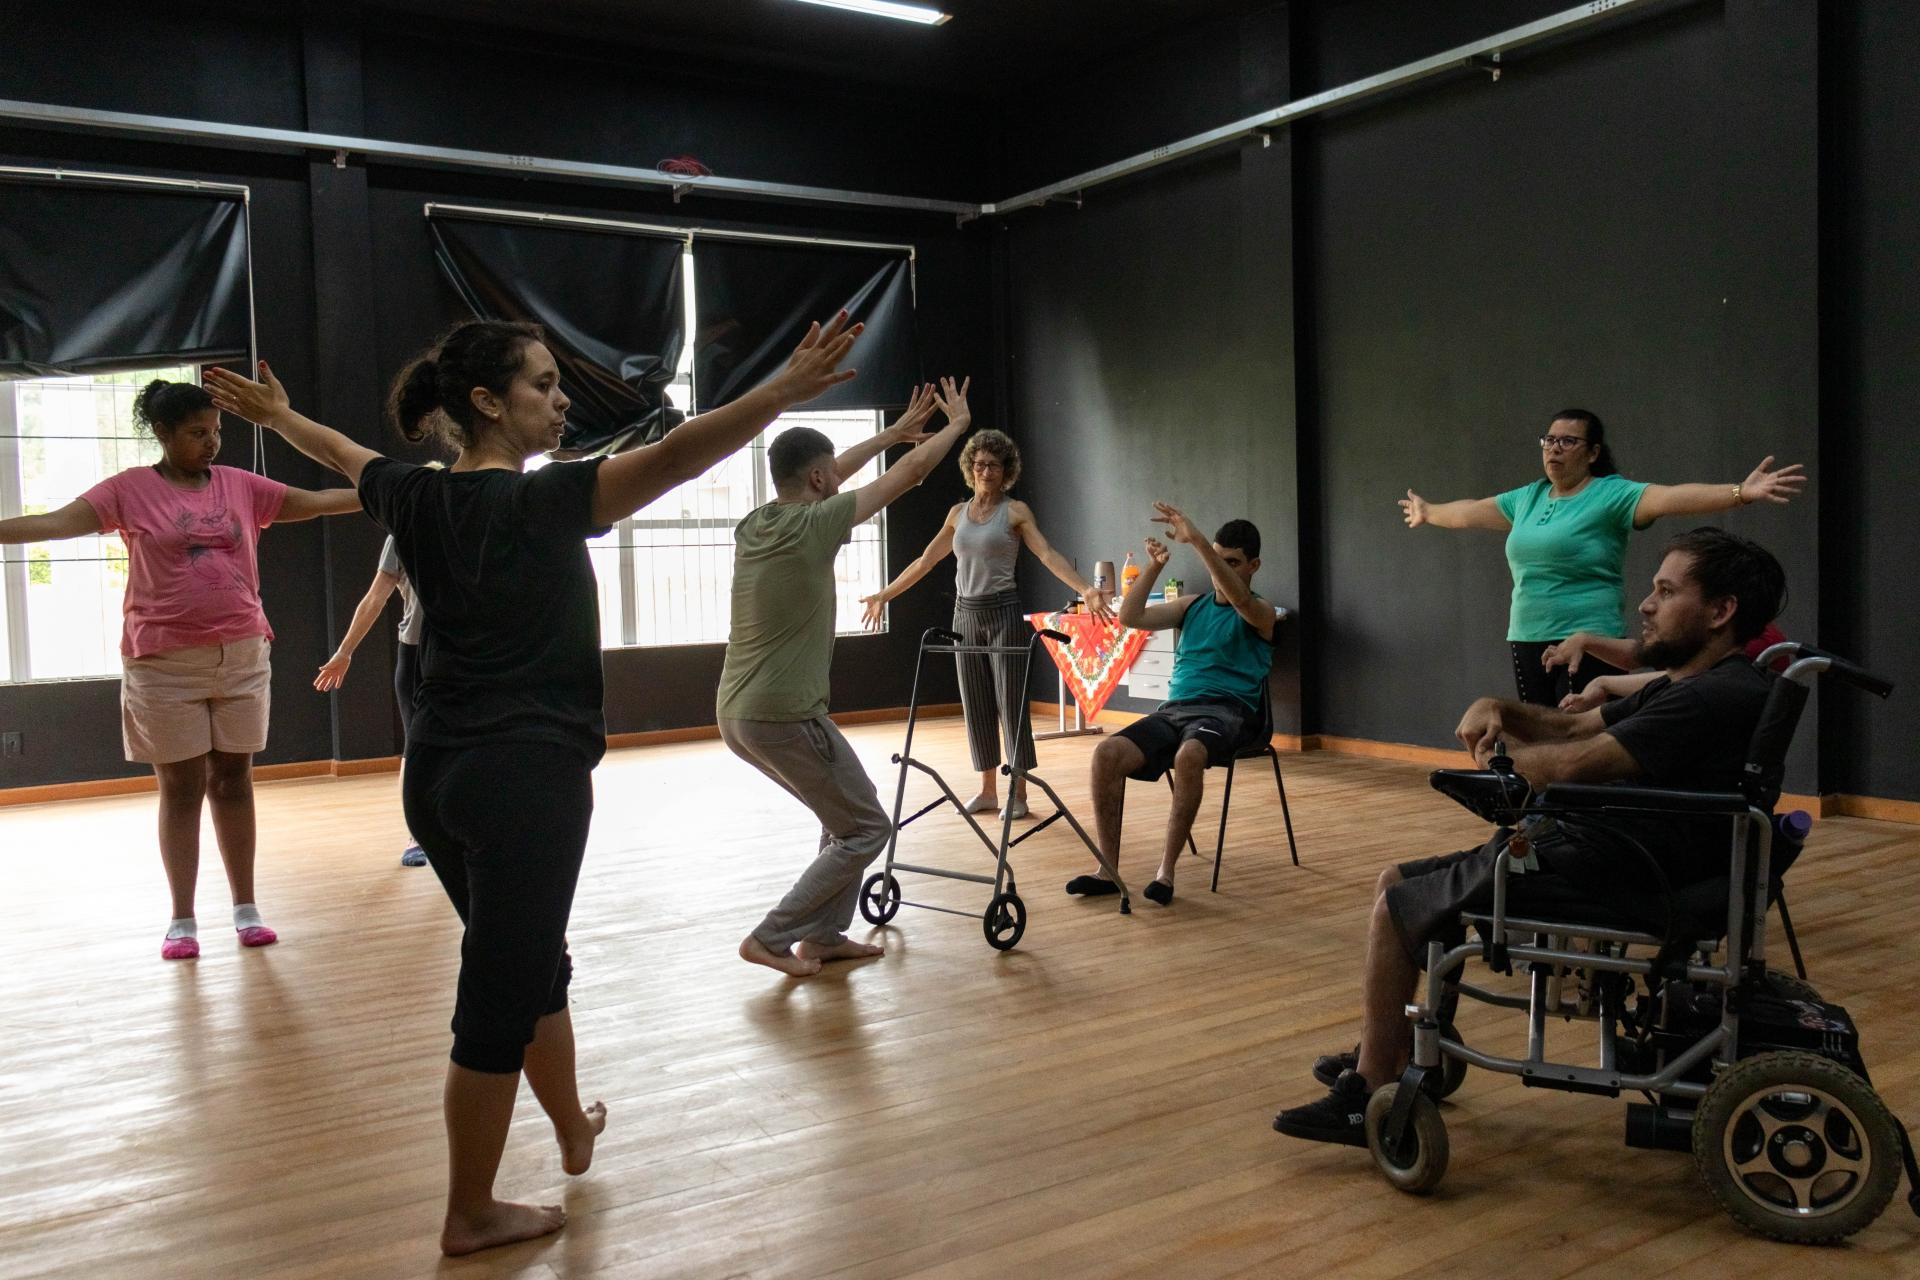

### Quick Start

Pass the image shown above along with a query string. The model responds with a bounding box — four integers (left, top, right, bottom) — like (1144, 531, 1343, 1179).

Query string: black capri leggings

(404, 741, 594, 1074)
(393, 640, 421, 748)
(1509, 641, 1627, 708)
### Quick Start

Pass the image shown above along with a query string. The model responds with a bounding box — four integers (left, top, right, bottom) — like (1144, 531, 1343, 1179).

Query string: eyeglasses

(1539, 434, 1591, 452)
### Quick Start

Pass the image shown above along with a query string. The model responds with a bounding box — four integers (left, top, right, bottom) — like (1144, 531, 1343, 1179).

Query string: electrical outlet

(1, 732, 21, 758)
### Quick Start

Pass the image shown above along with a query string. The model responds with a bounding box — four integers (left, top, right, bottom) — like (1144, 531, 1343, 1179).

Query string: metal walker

(859, 626, 1132, 950)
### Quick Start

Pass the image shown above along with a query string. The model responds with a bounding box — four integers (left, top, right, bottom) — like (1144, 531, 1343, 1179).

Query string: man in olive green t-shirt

(721, 378, 972, 978)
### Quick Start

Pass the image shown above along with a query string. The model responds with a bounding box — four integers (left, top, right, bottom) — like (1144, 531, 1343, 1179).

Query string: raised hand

(772, 311, 863, 407)
(885, 383, 939, 445)
(931, 375, 971, 432)
(1082, 586, 1115, 624)
(859, 594, 886, 632)
(1399, 489, 1430, 528)
(205, 360, 291, 426)
(1741, 456, 1807, 505)
(314, 654, 351, 692)
(1149, 501, 1203, 546)
(1144, 536, 1171, 569)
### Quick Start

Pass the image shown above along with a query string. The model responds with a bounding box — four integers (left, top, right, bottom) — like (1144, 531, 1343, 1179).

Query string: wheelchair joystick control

(1488, 739, 1515, 776)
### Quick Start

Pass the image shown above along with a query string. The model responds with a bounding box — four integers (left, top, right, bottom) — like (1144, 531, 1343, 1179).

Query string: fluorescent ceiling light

(790, 0, 952, 26)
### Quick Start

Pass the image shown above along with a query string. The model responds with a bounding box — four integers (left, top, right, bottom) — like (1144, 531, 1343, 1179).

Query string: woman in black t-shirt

(206, 312, 859, 1258)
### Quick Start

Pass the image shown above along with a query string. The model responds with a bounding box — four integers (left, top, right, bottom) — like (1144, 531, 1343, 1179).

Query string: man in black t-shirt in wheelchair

(1275, 528, 1787, 1147)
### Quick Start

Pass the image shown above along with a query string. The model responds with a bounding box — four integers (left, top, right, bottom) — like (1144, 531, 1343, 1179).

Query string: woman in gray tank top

(861, 428, 1112, 818)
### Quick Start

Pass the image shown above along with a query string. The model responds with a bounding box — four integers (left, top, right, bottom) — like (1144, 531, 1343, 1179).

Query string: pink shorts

(120, 636, 272, 765)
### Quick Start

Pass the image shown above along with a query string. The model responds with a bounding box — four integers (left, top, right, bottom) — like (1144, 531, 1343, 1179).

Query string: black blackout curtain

(0, 176, 252, 378)
(427, 211, 687, 456)
(692, 240, 916, 413)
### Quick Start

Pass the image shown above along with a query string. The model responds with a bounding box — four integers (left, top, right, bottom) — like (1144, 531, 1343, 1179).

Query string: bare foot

(440, 1199, 566, 1257)
(739, 934, 823, 977)
(557, 1100, 608, 1176)
(795, 938, 885, 962)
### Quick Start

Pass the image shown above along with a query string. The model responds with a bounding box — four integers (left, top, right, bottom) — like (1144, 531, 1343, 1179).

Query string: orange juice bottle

(1121, 552, 1141, 597)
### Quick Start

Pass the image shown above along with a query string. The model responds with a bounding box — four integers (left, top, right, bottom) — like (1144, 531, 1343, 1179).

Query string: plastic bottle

(1121, 552, 1140, 596)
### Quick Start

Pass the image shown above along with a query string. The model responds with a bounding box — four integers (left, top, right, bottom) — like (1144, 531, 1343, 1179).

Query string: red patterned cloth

(1028, 611, 1150, 720)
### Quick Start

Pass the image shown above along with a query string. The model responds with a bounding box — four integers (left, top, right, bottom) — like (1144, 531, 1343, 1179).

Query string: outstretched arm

(206, 362, 381, 485)
(277, 487, 365, 522)
(834, 384, 938, 481)
(0, 499, 103, 544)
(591, 313, 861, 526)
(1399, 490, 1510, 531)
(1632, 456, 1806, 528)
(861, 509, 958, 630)
(315, 571, 401, 692)
(1149, 501, 1276, 640)
(1011, 502, 1112, 623)
(849, 377, 972, 527)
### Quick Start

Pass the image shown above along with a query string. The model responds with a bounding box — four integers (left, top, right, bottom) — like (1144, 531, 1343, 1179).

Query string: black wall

(0, 0, 985, 788)
(3, 0, 1916, 801)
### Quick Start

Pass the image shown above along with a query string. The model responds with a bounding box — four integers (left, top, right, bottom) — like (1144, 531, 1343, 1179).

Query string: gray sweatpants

(720, 714, 894, 952)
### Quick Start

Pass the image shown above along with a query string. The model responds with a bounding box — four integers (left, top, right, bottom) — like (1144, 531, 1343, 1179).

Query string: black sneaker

(1312, 1044, 1360, 1089)
(1273, 1070, 1371, 1147)
(1143, 879, 1173, 906)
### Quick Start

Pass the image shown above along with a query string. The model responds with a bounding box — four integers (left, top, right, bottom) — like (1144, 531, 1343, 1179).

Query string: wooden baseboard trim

(1826, 794, 1920, 824)
(7, 708, 1915, 825)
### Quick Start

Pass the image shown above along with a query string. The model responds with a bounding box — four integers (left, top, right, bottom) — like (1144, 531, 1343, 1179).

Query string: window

(567, 248, 892, 650)
(1, 366, 194, 682)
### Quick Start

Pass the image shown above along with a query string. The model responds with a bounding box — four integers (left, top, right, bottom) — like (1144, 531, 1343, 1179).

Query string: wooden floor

(2, 718, 1918, 1279)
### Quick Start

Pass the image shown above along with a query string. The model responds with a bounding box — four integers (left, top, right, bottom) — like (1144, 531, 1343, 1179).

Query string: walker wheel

(983, 892, 1026, 951)
(1366, 1084, 1450, 1194)
(859, 872, 902, 925)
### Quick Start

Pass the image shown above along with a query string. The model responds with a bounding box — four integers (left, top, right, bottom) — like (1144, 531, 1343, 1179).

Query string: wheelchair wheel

(983, 892, 1026, 951)
(1693, 1050, 1902, 1243)
(1366, 1084, 1449, 1194)
(859, 872, 902, 925)
(1425, 1022, 1469, 1101)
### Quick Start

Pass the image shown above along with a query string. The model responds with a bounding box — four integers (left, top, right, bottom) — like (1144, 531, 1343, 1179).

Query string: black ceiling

(360, 0, 1276, 99)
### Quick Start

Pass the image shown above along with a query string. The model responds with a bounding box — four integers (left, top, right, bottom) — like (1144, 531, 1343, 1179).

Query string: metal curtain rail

(983, 0, 1697, 215)
(0, 0, 1692, 224)
(0, 97, 976, 217)
(424, 202, 917, 256)
(0, 164, 250, 198)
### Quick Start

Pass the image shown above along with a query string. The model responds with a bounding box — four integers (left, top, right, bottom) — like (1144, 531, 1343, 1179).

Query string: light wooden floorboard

(1, 719, 1916, 1278)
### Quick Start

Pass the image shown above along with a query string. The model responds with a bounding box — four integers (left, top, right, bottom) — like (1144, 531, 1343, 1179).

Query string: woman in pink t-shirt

(0, 379, 362, 960)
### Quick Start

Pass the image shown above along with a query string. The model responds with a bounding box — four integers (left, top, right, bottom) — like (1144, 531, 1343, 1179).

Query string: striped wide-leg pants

(953, 590, 1039, 774)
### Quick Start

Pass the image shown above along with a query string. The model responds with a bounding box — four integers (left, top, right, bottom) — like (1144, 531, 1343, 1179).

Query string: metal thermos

(1092, 560, 1116, 594)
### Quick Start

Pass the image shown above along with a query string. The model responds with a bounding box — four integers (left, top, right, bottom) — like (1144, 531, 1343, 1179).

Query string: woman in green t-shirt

(1398, 409, 1805, 705)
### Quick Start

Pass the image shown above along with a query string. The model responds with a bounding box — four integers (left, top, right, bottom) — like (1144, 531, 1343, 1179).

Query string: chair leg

(1166, 773, 1199, 860)
(1211, 759, 1236, 892)
(1269, 748, 1299, 867)
(1776, 890, 1808, 980)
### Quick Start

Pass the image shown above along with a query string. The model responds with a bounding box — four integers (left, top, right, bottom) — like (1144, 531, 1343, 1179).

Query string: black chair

(1164, 679, 1300, 891)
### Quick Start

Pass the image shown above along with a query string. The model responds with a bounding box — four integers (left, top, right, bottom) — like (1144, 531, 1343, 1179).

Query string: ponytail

(385, 319, 545, 449)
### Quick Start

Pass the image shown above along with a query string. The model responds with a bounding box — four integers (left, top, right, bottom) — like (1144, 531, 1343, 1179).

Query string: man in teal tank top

(1066, 504, 1286, 907)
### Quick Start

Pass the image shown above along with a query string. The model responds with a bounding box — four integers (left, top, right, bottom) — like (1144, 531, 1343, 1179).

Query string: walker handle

(927, 627, 963, 645)
(1040, 628, 1070, 644)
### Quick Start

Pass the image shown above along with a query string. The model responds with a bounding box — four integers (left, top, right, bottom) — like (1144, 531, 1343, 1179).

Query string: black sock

(1065, 874, 1119, 897)
(1143, 879, 1173, 906)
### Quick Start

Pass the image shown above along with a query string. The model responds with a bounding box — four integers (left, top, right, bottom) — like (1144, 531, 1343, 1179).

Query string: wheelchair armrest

(1430, 768, 1530, 824)
(1537, 783, 1750, 815)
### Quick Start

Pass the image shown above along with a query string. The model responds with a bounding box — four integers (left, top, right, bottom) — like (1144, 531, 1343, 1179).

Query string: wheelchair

(1370, 643, 1920, 1244)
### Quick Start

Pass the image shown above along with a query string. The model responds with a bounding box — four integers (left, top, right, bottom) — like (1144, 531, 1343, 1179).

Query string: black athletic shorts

(1115, 697, 1261, 781)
